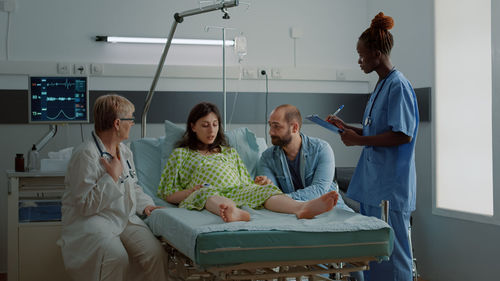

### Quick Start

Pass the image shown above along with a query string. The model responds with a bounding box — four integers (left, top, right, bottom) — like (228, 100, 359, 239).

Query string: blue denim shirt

(258, 134, 350, 210)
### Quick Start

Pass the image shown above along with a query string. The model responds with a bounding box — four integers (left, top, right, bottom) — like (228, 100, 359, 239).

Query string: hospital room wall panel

(0, 88, 431, 126)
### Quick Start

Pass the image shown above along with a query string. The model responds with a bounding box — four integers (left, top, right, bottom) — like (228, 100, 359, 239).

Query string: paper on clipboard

(306, 114, 343, 134)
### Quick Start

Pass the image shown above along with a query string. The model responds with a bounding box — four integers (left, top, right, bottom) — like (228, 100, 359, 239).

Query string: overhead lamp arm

(141, 0, 239, 137)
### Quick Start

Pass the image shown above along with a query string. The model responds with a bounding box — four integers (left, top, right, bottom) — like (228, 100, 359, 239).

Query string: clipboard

(306, 114, 343, 134)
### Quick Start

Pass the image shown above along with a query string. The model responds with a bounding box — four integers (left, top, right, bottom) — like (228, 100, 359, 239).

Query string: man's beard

(271, 132, 292, 147)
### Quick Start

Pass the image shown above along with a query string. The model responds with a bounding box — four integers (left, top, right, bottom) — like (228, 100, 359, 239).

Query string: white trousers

(100, 222, 168, 281)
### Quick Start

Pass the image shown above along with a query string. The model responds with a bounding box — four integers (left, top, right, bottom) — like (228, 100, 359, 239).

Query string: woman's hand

(100, 156, 123, 182)
(143, 205, 164, 216)
(326, 115, 346, 130)
(339, 128, 362, 146)
(165, 184, 205, 204)
(254, 175, 272, 186)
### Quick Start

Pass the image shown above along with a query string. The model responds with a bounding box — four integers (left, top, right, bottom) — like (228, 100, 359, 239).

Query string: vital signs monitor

(29, 76, 89, 123)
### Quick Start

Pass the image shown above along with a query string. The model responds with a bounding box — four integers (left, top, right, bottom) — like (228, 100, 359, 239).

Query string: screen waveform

(30, 77, 89, 123)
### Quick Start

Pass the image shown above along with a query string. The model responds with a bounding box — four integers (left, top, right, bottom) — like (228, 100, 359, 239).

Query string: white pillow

(161, 120, 262, 178)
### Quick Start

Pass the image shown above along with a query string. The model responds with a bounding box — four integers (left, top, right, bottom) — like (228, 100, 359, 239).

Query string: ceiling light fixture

(95, 36, 234, 46)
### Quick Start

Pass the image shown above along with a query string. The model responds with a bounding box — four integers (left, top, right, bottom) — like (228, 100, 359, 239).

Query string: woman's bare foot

(219, 204, 251, 222)
(296, 191, 339, 219)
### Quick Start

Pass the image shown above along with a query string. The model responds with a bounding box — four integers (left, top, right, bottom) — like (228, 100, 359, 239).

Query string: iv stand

(141, 0, 239, 138)
(205, 26, 236, 131)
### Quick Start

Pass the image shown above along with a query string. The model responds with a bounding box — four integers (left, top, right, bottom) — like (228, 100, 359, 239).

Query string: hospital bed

(130, 121, 394, 280)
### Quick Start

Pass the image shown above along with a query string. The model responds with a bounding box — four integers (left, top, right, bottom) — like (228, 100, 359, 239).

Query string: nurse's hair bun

(359, 12, 394, 55)
(370, 12, 394, 31)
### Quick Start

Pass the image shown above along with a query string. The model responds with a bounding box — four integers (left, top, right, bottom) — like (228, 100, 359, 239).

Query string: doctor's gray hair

(93, 94, 135, 133)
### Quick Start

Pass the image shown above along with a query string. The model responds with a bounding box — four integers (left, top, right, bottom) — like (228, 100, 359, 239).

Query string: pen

(332, 104, 344, 116)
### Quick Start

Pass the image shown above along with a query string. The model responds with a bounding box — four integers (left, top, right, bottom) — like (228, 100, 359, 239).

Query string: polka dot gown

(158, 146, 282, 210)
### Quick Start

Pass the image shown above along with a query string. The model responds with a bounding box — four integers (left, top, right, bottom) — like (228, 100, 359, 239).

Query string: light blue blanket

(146, 204, 391, 262)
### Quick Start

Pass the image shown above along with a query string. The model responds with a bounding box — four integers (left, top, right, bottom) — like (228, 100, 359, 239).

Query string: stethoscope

(92, 131, 136, 182)
(364, 68, 396, 127)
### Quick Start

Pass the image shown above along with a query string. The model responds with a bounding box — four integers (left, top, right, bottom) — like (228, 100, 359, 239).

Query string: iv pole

(205, 26, 236, 131)
(141, 0, 239, 138)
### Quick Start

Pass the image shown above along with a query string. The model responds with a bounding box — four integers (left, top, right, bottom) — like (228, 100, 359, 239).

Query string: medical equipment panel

(29, 76, 89, 123)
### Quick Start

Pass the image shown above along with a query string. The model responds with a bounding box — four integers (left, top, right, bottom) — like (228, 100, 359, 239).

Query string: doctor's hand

(339, 128, 362, 146)
(143, 205, 164, 216)
(254, 175, 272, 186)
(326, 115, 346, 130)
(100, 156, 123, 182)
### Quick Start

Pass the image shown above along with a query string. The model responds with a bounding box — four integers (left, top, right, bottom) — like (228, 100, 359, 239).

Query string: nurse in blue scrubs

(328, 12, 419, 281)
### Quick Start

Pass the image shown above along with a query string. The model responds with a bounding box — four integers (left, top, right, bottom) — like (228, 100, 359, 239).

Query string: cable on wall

(5, 11, 11, 60)
(262, 70, 269, 144)
(227, 64, 243, 130)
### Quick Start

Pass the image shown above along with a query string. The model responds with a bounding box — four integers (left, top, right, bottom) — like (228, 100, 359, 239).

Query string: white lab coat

(58, 135, 154, 281)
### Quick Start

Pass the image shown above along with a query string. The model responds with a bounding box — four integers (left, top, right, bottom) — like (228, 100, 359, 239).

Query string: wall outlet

(242, 68, 257, 79)
(336, 70, 346, 80)
(74, 64, 87, 75)
(91, 64, 103, 75)
(271, 68, 281, 79)
(57, 63, 70, 74)
(258, 68, 268, 77)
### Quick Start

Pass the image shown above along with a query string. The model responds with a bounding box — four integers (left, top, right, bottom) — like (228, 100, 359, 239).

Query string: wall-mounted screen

(29, 76, 89, 123)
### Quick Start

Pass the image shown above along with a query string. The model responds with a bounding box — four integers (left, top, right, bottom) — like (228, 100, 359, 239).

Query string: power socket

(74, 64, 87, 75)
(57, 63, 70, 74)
(90, 64, 103, 75)
(258, 68, 268, 78)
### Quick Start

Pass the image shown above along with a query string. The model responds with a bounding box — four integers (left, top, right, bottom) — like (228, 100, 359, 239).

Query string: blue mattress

(146, 204, 394, 268)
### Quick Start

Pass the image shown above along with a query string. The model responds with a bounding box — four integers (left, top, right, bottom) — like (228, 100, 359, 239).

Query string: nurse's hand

(143, 205, 164, 216)
(339, 128, 361, 146)
(254, 175, 272, 186)
(326, 115, 346, 130)
(100, 156, 123, 182)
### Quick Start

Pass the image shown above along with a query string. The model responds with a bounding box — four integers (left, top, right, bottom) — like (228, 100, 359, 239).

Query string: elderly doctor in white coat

(59, 94, 168, 281)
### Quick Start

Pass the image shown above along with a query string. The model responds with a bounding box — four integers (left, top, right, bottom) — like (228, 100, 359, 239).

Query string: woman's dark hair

(359, 12, 394, 55)
(177, 102, 228, 151)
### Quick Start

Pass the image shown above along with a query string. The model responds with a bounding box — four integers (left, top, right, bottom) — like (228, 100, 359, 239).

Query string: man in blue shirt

(257, 104, 350, 210)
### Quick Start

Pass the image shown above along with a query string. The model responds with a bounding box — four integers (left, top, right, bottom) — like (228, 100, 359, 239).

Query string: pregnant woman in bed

(158, 102, 338, 222)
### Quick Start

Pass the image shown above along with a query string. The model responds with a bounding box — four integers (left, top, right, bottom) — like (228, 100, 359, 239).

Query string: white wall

(0, 0, 368, 273)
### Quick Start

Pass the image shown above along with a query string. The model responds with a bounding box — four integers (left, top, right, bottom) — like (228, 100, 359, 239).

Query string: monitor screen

(29, 76, 89, 123)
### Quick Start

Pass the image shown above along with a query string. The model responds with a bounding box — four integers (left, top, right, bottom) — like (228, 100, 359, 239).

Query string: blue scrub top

(346, 70, 419, 212)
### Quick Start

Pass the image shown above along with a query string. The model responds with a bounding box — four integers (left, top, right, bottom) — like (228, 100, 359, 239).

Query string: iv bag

(234, 34, 247, 60)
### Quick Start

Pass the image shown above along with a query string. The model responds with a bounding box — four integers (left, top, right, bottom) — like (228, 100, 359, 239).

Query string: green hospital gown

(158, 146, 282, 210)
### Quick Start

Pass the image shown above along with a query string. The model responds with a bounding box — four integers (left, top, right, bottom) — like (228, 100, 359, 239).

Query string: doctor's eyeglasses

(120, 117, 135, 122)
